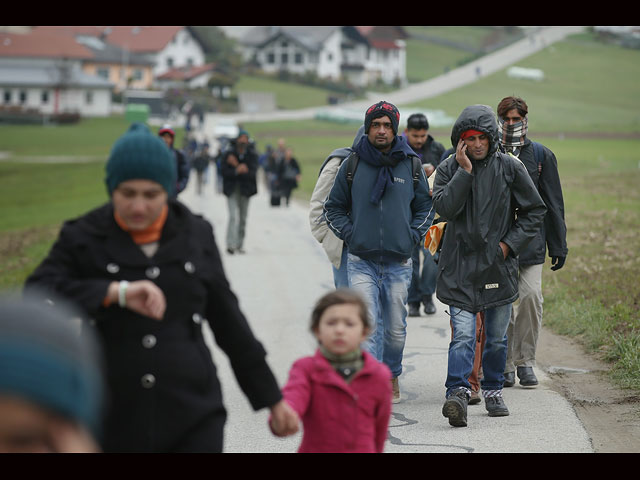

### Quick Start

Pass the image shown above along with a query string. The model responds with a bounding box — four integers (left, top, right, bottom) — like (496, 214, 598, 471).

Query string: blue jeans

(445, 304, 512, 396)
(347, 253, 412, 378)
(407, 244, 437, 304)
(332, 246, 349, 289)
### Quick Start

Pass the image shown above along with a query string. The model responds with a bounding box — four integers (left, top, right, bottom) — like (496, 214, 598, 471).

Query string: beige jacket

(309, 156, 344, 268)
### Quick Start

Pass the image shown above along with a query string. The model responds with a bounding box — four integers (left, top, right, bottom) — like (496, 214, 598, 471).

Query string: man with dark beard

(324, 101, 434, 404)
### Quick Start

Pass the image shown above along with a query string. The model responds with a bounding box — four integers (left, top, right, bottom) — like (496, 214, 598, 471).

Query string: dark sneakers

(408, 303, 421, 317)
(423, 296, 437, 315)
(442, 389, 469, 427)
(504, 371, 516, 387)
(517, 366, 539, 387)
(485, 395, 510, 417)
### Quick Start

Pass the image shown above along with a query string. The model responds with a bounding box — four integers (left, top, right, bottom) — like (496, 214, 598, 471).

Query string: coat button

(142, 334, 157, 349)
(184, 261, 195, 273)
(106, 263, 120, 274)
(145, 266, 160, 279)
(192, 313, 202, 324)
(141, 374, 156, 388)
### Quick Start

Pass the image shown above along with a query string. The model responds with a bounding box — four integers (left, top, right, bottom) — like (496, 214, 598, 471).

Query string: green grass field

(1, 29, 639, 391)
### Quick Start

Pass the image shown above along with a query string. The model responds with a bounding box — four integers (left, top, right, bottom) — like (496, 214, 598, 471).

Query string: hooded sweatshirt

(431, 105, 547, 312)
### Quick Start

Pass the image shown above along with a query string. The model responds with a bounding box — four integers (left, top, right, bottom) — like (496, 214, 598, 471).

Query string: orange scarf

(114, 204, 168, 245)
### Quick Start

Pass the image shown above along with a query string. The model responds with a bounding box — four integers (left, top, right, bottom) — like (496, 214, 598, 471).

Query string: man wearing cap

(24, 123, 298, 452)
(324, 101, 434, 403)
(220, 129, 259, 254)
(158, 124, 190, 196)
(432, 105, 546, 427)
(402, 113, 446, 317)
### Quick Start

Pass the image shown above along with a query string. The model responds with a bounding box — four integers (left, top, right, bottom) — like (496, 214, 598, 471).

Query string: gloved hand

(551, 256, 566, 271)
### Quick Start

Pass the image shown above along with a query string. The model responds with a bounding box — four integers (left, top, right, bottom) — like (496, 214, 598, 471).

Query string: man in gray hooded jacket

(432, 105, 546, 427)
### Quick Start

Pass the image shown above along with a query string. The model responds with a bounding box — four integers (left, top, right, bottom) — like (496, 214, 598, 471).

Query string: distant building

(235, 26, 408, 87)
(32, 26, 207, 78)
(75, 35, 155, 93)
(0, 31, 113, 117)
(155, 63, 218, 90)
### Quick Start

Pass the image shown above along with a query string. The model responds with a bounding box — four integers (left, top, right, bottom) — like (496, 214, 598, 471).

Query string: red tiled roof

(102, 26, 183, 53)
(354, 26, 408, 49)
(0, 31, 93, 59)
(157, 63, 216, 80)
(31, 26, 184, 53)
(368, 39, 401, 50)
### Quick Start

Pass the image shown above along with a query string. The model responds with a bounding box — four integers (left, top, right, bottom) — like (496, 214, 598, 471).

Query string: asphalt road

(179, 173, 593, 453)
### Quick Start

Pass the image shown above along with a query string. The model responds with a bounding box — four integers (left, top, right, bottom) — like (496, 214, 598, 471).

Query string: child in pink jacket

(270, 289, 392, 453)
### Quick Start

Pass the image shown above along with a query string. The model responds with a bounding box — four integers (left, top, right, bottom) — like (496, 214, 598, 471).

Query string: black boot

(442, 388, 468, 427)
(517, 366, 538, 387)
(423, 295, 436, 315)
(408, 303, 420, 317)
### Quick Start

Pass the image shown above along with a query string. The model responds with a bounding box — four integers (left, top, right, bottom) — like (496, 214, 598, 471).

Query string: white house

(234, 26, 408, 87)
(0, 58, 114, 117)
(32, 26, 207, 78)
(0, 31, 114, 117)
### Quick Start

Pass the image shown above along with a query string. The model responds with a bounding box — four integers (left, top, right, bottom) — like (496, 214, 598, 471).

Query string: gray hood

(450, 104, 500, 158)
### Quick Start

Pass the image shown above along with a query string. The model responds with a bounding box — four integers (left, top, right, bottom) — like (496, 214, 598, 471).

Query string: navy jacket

(324, 136, 434, 262)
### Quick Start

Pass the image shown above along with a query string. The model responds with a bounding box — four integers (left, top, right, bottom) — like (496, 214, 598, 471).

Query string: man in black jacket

(432, 105, 546, 427)
(403, 113, 445, 316)
(496, 96, 568, 389)
(220, 129, 259, 254)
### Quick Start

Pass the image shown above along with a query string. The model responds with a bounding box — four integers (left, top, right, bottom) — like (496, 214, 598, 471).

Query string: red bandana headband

(460, 129, 484, 140)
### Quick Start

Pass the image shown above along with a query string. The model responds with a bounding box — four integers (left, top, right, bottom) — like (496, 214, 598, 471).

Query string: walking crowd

(0, 94, 566, 453)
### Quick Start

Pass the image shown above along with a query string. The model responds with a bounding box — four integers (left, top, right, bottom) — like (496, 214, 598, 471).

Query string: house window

(19, 90, 27, 104)
(294, 52, 303, 64)
(132, 69, 143, 81)
(187, 58, 193, 66)
(86, 90, 93, 105)
(3, 90, 11, 104)
(327, 53, 333, 62)
(281, 53, 288, 64)
(281, 41, 288, 48)
(41, 90, 49, 104)
(97, 67, 110, 79)
(267, 52, 275, 64)
(167, 57, 174, 68)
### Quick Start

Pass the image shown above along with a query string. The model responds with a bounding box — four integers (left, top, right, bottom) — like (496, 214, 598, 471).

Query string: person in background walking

(0, 296, 104, 453)
(220, 129, 259, 254)
(432, 105, 546, 427)
(402, 113, 445, 317)
(158, 124, 189, 197)
(191, 143, 212, 196)
(324, 101, 434, 404)
(496, 96, 568, 388)
(270, 289, 391, 453)
(277, 147, 301, 206)
(24, 123, 297, 452)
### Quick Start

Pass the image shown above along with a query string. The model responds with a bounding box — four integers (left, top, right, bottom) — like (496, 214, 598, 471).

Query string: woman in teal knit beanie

(105, 122, 177, 197)
(24, 122, 298, 452)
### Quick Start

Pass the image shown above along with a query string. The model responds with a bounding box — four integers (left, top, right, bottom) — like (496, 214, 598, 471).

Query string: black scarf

(353, 135, 413, 205)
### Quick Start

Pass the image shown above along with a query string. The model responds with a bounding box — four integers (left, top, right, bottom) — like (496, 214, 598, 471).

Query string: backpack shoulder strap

(531, 141, 544, 174)
(411, 155, 421, 188)
(345, 151, 359, 187)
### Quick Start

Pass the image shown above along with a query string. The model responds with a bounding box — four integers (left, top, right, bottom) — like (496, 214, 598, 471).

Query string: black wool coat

(25, 200, 282, 452)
